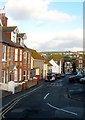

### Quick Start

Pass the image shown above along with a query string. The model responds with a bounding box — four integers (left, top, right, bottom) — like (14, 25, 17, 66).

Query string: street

(2, 76, 85, 120)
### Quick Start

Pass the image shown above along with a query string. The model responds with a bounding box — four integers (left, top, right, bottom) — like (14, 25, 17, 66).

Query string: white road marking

(47, 103, 78, 116)
(44, 93, 50, 100)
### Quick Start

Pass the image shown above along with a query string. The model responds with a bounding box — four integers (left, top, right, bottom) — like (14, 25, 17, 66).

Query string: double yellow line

(0, 85, 42, 119)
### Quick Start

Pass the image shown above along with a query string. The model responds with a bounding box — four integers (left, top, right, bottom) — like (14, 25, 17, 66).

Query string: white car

(45, 73, 55, 82)
(79, 77, 85, 83)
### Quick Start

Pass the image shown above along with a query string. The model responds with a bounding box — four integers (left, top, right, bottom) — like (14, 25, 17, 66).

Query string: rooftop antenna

(0, 1, 6, 26)
(0, 0, 6, 13)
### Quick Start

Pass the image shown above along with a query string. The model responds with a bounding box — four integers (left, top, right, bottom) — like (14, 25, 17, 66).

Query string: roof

(0, 32, 24, 48)
(17, 33, 25, 38)
(48, 62, 53, 66)
(24, 44, 28, 51)
(48, 54, 63, 61)
(28, 48, 45, 60)
(17, 33, 27, 40)
(2, 26, 17, 32)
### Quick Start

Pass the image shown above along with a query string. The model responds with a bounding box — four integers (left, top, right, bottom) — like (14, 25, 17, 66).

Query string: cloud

(24, 28, 83, 51)
(6, 15, 18, 26)
(5, 0, 76, 22)
(53, 28, 83, 41)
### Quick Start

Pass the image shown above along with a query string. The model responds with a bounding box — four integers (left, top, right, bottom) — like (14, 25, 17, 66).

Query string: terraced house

(0, 13, 31, 92)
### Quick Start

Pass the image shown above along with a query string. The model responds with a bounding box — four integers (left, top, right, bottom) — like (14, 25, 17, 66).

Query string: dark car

(60, 73, 65, 77)
(55, 73, 61, 79)
(45, 73, 55, 82)
(69, 73, 84, 83)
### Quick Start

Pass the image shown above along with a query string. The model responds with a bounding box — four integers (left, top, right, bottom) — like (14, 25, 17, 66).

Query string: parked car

(71, 72, 77, 75)
(55, 73, 61, 79)
(60, 73, 65, 77)
(45, 73, 55, 82)
(79, 77, 85, 84)
(69, 73, 84, 83)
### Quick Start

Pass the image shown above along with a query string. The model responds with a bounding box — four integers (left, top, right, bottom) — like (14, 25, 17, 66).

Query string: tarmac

(0, 80, 43, 112)
(0, 80, 85, 113)
(68, 86, 85, 101)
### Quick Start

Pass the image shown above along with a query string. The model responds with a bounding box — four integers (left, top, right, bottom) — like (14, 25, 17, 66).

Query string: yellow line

(2, 100, 19, 118)
(1, 99, 19, 115)
(1, 85, 43, 117)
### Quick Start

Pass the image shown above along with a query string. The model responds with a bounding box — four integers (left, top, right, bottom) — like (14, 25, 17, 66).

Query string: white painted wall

(11, 31, 17, 43)
(49, 59, 60, 73)
(8, 81, 19, 94)
(43, 63, 48, 79)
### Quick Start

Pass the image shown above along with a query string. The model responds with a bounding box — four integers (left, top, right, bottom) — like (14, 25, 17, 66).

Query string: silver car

(79, 77, 85, 83)
(45, 73, 55, 82)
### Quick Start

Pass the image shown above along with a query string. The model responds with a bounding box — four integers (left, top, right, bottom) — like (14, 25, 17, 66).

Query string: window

(20, 50, 22, 61)
(28, 53, 30, 64)
(2, 45, 6, 61)
(2, 70, 5, 83)
(79, 60, 82, 63)
(19, 69, 22, 81)
(12, 32, 16, 43)
(6, 70, 8, 83)
(24, 70, 27, 80)
(14, 69, 18, 81)
(79, 64, 82, 68)
(24, 52, 27, 64)
(15, 49, 18, 61)
(18, 38, 21, 44)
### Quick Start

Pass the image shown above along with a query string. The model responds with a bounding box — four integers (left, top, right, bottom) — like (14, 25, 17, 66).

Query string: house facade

(0, 13, 31, 92)
(29, 48, 45, 80)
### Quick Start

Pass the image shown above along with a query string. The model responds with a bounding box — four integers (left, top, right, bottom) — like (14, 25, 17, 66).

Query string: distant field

(39, 51, 65, 54)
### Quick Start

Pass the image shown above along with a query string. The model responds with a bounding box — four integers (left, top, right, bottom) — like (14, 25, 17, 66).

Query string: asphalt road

(2, 76, 85, 120)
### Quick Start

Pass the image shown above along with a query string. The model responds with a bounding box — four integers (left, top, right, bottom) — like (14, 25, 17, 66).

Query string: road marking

(47, 103, 78, 116)
(0, 85, 43, 117)
(0, 85, 43, 111)
(44, 93, 50, 100)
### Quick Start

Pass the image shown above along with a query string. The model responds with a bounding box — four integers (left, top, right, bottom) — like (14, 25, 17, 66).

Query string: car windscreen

(47, 75, 52, 79)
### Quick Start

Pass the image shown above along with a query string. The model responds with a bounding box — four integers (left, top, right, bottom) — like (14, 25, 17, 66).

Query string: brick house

(0, 13, 31, 92)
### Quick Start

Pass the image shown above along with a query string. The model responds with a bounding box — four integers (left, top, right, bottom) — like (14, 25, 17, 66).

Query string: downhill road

(2, 76, 85, 120)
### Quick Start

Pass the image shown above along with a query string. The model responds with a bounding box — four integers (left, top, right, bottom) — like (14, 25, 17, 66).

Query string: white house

(49, 59, 61, 73)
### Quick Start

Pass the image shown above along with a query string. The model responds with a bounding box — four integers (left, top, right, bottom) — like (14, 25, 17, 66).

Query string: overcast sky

(0, 0, 84, 52)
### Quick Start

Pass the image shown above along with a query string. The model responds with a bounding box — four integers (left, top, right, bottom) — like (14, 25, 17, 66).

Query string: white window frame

(2, 70, 5, 83)
(28, 53, 30, 64)
(2, 45, 6, 61)
(20, 50, 22, 61)
(15, 49, 18, 61)
(6, 69, 8, 83)
(11, 32, 16, 43)
(24, 52, 27, 64)
(79, 60, 82, 63)
(19, 69, 22, 81)
(24, 70, 27, 80)
(14, 68, 18, 81)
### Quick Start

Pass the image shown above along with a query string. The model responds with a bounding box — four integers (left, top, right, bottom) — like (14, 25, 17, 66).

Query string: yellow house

(28, 48, 45, 80)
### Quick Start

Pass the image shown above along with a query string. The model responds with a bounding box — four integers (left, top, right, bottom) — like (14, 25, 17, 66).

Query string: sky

(0, 0, 84, 52)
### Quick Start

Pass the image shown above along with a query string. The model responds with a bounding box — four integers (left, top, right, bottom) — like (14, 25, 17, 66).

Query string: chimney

(0, 13, 8, 26)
